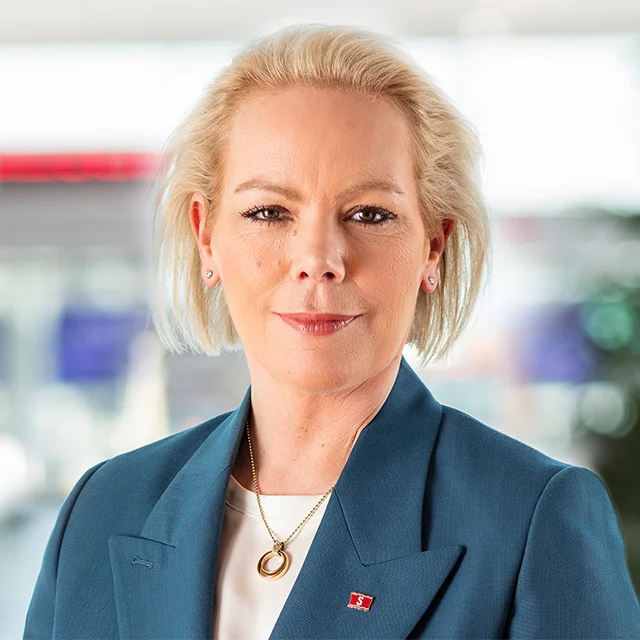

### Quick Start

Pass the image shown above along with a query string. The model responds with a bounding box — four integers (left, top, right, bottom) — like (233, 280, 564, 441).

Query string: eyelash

(238, 204, 397, 227)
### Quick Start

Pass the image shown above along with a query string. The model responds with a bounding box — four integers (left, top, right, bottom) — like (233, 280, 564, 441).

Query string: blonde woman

(24, 24, 640, 640)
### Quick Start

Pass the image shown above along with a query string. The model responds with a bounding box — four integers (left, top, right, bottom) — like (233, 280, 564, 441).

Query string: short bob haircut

(150, 23, 492, 367)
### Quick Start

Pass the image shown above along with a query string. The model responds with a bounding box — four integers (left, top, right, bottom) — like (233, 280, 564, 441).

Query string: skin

(189, 85, 453, 495)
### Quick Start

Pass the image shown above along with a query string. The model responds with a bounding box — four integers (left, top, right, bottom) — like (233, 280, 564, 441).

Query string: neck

(231, 354, 403, 496)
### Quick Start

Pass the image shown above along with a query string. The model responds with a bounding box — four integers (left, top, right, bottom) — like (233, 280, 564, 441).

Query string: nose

(289, 213, 346, 284)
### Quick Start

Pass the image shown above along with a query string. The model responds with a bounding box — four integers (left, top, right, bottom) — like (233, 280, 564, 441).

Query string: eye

(349, 206, 396, 226)
(238, 204, 287, 225)
(238, 203, 396, 227)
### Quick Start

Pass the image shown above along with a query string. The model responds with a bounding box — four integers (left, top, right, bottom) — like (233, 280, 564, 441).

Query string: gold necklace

(245, 417, 335, 580)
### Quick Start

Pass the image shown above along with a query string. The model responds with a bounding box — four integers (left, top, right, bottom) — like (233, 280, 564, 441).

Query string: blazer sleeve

(23, 460, 108, 640)
(506, 464, 640, 639)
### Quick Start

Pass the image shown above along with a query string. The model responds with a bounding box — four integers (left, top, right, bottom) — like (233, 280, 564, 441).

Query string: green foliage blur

(574, 210, 640, 596)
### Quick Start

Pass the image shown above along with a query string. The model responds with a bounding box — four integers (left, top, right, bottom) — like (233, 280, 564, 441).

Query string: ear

(189, 192, 221, 286)
(420, 218, 454, 293)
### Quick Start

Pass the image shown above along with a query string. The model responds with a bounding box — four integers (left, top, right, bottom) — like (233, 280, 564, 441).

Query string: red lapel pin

(347, 592, 374, 611)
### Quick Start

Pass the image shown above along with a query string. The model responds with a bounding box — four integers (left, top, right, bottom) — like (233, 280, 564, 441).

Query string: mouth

(275, 313, 359, 336)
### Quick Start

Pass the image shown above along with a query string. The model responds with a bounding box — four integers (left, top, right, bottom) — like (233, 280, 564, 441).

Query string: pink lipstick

(276, 313, 359, 336)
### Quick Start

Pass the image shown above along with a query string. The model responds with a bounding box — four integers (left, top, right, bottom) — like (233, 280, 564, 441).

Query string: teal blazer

(24, 356, 640, 639)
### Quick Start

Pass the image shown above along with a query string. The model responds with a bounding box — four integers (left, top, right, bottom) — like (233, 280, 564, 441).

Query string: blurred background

(1, 1, 639, 637)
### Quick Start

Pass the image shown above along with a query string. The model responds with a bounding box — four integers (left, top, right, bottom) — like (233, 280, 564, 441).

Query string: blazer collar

(108, 355, 464, 639)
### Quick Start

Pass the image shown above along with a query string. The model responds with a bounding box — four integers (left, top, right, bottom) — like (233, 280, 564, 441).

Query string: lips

(276, 313, 359, 336)
(278, 313, 356, 322)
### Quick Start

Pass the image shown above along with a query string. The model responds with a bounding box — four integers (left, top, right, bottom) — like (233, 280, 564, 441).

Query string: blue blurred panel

(57, 308, 145, 382)
(515, 304, 597, 383)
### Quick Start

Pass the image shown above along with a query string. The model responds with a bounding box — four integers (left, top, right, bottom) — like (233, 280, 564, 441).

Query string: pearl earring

(428, 276, 436, 285)
(205, 270, 213, 279)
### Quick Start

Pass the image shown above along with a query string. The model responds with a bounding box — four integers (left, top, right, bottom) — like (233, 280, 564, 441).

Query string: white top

(212, 473, 330, 640)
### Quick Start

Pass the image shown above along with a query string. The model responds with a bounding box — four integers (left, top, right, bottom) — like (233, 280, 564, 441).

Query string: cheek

(222, 241, 282, 310)
(245, 242, 284, 279)
(363, 242, 419, 296)
(219, 231, 273, 278)
(360, 248, 421, 332)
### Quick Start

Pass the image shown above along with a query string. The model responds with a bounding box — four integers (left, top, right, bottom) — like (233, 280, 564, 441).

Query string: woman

(24, 24, 640, 640)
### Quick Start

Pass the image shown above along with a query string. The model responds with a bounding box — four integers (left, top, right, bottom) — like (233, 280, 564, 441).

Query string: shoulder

(106, 411, 231, 471)
(428, 403, 609, 539)
(63, 411, 233, 530)
(437, 403, 571, 481)
(97, 410, 231, 477)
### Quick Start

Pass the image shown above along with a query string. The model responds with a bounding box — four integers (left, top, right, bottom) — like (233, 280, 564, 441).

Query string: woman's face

(191, 85, 448, 392)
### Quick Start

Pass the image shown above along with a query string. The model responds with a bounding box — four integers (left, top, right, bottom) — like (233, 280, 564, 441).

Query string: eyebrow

(233, 178, 405, 201)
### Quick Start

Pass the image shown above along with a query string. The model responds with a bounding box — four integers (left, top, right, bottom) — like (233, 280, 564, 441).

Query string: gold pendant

(257, 541, 291, 580)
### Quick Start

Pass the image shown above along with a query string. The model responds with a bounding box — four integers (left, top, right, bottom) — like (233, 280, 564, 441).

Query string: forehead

(223, 86, 415, 191)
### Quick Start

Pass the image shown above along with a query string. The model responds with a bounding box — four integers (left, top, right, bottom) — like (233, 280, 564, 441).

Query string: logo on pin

(347, 592, 374, 611)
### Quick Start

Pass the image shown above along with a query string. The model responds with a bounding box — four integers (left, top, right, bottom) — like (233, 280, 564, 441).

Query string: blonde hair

(151, 23, 492, 367)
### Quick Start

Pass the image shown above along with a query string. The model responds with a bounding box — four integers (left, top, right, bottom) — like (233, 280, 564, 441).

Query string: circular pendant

(257, 542, 291, 580)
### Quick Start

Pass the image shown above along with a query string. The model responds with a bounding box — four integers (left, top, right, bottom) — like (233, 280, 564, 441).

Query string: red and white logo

(347, 592, 374, 611)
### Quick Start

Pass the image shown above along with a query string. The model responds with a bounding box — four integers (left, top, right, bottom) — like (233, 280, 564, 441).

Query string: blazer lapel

(108, 386, 252, 640)
(108, 356, 464, 640)
(269, 357, 464, 639)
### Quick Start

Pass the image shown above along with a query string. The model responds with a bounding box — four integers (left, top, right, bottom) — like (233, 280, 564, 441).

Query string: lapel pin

(347, 592, 374, 611)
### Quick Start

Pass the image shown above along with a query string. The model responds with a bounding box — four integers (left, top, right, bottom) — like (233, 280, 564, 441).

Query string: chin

(275, 351, 361, 393)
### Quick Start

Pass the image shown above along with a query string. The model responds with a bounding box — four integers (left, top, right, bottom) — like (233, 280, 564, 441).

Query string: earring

(428, 276, 436, 286)
(205, 270, 213, 279)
